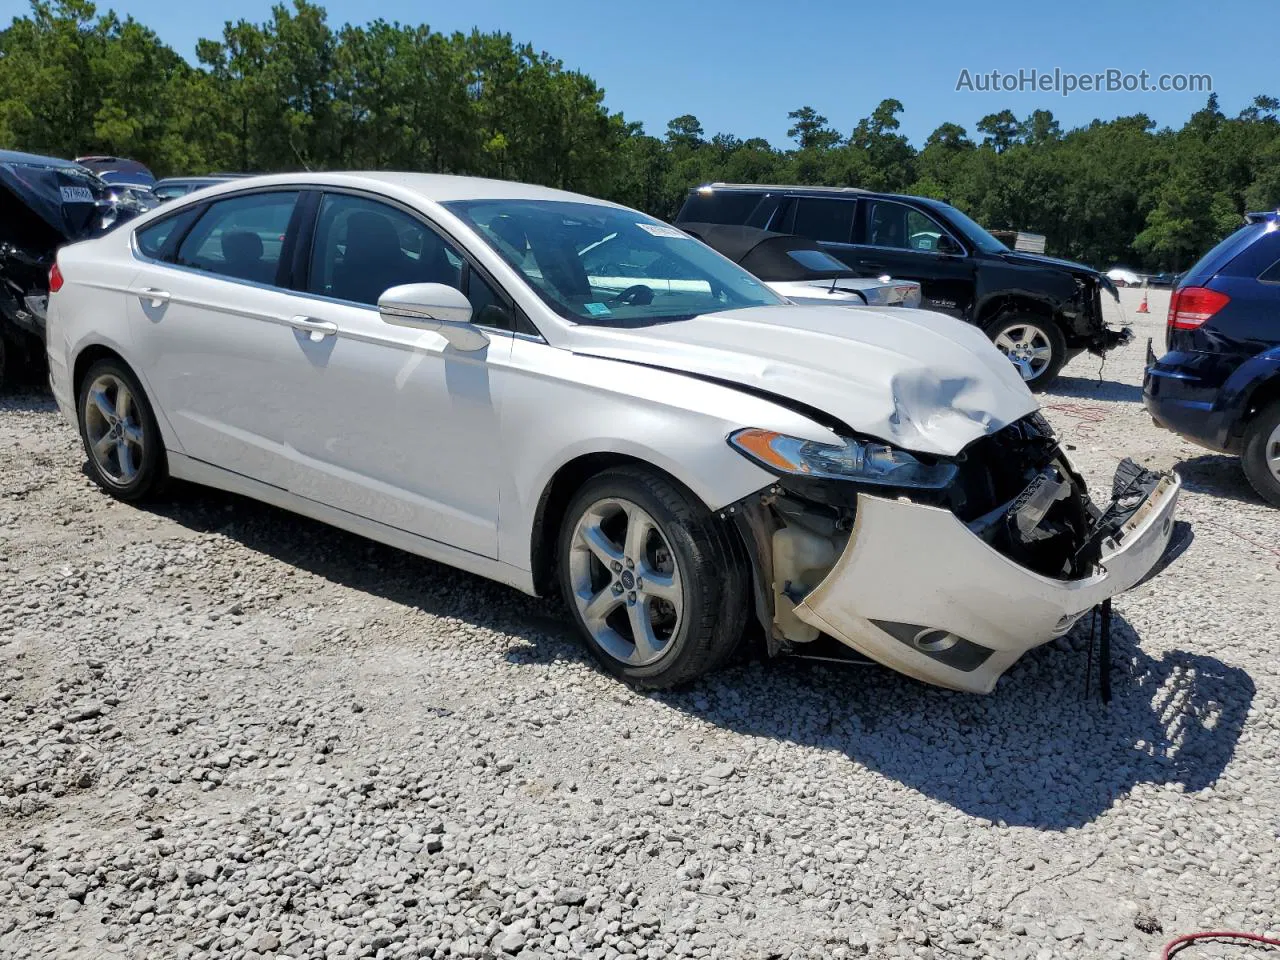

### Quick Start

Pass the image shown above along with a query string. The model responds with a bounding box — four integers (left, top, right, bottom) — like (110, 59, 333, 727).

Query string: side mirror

(377, 283, 489, 352)
(936, 234, 964, 256)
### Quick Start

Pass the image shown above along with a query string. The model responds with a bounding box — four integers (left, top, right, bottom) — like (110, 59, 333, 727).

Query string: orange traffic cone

(1137, 291, 1149, 314)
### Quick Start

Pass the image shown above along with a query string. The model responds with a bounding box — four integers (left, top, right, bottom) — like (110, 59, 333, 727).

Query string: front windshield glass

(444, 199, 785, 325)
(934, 202, 1008, 254)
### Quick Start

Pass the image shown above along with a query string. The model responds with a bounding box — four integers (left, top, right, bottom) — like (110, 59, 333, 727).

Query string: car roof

(0, 148, 82, 170)
(692, 182, 957, 209)
(155, 176, 237, 184)
(179, 171, 626, 207)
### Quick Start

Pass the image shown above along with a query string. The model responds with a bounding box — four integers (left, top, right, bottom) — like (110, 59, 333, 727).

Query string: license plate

(59, 186, 95, 203)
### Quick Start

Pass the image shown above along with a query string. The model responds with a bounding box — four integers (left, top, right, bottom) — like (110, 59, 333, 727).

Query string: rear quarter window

(1260, 258, 1280, 283)
(1182, 222, 1266, 285)
(135, 207, 200, 259)
(677, 190, 764, 225)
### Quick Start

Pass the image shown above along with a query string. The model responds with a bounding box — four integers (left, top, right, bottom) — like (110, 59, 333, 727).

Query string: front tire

(557, 466, 748, 688)
(1241, 400, 1280, 508)
(986, 313, 1067, 392)
(77, 358, 167, 501)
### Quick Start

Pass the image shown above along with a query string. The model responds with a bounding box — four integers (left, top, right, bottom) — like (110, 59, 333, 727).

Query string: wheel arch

(1220, 350, 1280, 446)
(72, 343, 132, 401)
(976, 293, 1058, 329)
(528, 450, 755, 599)
(1241, 372, 1280, 428)
(70, 340, 182, 454)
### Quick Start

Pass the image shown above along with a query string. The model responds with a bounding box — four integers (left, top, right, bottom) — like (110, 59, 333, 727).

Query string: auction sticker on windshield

(59, 186, 95, 203)
(636, 223, 689, 239)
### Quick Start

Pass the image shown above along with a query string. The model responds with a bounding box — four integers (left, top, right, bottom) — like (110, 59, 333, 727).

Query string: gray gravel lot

(2, 288, 1278, 960)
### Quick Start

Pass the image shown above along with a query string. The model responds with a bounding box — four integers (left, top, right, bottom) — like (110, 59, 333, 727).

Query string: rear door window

(175, 191, 300, 286)
(792, 198, 856, 244)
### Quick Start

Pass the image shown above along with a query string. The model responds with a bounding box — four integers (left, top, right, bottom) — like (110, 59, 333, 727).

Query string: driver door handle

(289, 316, 339, 341)
(133, 287, 171, 306)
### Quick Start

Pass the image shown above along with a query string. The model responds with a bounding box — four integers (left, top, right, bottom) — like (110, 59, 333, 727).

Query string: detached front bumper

(792, 469, 1181, 693)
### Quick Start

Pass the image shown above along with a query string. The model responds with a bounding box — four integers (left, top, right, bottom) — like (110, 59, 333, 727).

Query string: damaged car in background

(0, 149, 146, 384)
(47, 173, 1181, 694)
(676, 183, 1132, 391)
(676, 222, 922, 308)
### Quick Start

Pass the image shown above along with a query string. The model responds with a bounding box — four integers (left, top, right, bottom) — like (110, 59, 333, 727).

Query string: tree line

(3, 0, 1278, 270)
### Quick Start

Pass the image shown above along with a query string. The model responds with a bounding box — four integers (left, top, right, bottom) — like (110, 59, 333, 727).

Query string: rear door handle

(134, 287, 171, 306)
(289, 316, 339, 341)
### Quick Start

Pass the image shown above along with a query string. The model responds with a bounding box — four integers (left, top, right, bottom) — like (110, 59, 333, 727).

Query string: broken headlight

(729, 428, 958, 490)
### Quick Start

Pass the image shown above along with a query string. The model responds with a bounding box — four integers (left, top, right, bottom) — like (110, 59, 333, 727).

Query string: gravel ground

(2, 287, 1278, 960)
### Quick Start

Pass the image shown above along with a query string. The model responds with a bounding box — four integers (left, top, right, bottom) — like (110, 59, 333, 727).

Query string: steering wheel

(609, 284, 655, 305)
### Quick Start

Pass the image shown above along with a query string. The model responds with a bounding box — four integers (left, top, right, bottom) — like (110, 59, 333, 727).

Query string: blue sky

(43, 0, 1275, 146)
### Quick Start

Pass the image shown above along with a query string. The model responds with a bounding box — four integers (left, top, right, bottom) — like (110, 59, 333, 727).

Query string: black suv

(676, 183, 1130, 390)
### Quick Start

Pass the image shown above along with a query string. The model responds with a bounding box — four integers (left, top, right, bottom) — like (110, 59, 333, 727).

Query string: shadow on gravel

(137, 482, 570, 638)
(1174, 454, 1268, 506)
(141, 484, 1252, 834)
(0, 387, 57, 414)
(1044, 375, 1144, 404)
(634, 612, 1254, 831)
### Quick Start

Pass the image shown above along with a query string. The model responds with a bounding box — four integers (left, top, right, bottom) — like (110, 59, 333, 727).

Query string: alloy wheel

(567, 497, 684, 666)
(83, 373, 146, 486)
(993, 323, 1054, 381)
(1268, 423, 1280, 483)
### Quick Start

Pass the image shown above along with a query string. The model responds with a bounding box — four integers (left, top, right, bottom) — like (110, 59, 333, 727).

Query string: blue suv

(1144, 211, 1280, 506)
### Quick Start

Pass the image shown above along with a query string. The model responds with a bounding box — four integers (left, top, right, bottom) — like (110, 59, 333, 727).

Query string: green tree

(976, 109, 1019, 152)
(786, 106, 839, 151)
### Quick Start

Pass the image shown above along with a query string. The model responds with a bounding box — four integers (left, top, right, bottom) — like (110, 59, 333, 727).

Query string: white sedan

(46, 173, 1181, 693)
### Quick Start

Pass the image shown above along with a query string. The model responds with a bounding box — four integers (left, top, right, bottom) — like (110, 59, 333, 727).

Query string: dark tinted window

(792, 198, 855, 244)
(677, 190, 763, 225)
(135, 207, 200, 259)
(176, 192, 299, 285)
(1261, 258, 1280, 283)
(786, 249, 847, 272)
(309, 193, 509, 325)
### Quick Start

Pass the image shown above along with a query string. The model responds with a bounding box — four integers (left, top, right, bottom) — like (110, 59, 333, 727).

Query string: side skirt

(167, 451, 537, 596)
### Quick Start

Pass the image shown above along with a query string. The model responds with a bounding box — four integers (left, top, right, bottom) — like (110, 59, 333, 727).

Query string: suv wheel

(986, 314, 1067, 391)
(1241, 400, 1280, 508)
(557, 466, 748, 688)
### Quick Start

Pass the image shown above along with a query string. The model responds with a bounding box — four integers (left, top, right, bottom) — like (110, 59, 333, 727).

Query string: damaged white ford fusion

(46, 173, 1181, 693)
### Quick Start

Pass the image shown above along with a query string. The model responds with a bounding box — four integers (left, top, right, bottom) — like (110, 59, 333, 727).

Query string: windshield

(932, 202, 1008, 254)
(444, 199, 785, 326)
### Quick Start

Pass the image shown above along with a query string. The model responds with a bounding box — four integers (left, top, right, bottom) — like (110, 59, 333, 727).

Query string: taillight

(48, 262, 64, 294)
(1167, 286, 1229, 330)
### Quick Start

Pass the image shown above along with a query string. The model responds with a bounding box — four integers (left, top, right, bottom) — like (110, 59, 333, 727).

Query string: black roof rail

(698, 182, 870, 194)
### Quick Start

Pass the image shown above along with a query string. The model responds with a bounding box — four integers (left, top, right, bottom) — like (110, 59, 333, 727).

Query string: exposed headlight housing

(729, 428, 958, 490)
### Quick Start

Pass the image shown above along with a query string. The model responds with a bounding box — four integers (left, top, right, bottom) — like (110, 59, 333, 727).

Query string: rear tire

(77, 358, 168, 502)
(1241, 400, 1280, 508)
(985, 313, 1067, 392)
(557, 466, 748, 688)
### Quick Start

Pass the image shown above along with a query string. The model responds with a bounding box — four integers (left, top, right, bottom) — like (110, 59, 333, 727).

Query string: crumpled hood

(566, 305, 1040, 457)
